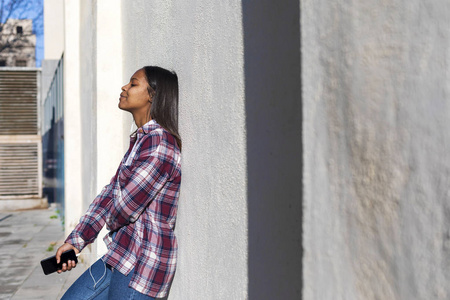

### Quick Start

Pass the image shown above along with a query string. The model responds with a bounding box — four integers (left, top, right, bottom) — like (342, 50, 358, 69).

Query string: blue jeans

(61, 258, 155, 300)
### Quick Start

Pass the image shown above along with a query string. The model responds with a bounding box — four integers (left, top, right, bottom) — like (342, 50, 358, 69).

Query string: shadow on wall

(243, 1, 303, 299)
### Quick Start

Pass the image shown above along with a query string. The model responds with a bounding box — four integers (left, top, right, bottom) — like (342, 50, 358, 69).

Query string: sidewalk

(0, 207, 87, 300)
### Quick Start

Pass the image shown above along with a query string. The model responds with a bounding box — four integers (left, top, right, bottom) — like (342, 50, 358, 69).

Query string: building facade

(42, 0, 450, 299)
(0, 19, 36, 67)
(0, 68, 43, 210)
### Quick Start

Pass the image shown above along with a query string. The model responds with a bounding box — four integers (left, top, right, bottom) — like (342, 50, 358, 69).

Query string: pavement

(0, 207, 87, 300)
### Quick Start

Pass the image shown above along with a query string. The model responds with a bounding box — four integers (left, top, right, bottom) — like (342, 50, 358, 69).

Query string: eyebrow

(130, 77, 140, 82)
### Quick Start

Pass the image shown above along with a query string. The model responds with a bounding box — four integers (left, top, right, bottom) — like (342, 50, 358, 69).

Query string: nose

(122, 82, 131, 91)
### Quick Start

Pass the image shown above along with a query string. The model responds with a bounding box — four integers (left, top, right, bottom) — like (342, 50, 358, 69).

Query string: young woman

(56, 66, 182, 299)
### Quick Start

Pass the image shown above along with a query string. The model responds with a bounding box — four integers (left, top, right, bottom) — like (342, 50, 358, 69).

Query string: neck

(133, 113, 151, 128)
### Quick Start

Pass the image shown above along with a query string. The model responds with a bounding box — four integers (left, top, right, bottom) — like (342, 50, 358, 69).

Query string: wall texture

(121, 1, 248, 299)
(64, 0, 128, 260)
(56, 0, 450, 298)
(63, 0, 83, 235)
(302, 1, 450, 299)
(120, 1, 303, 298)
(94, 0, 126, 256)
(79, 0, 98, 222)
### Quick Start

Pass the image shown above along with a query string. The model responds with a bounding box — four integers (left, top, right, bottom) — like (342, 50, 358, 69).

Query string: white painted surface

(44, 0, 64, 60)
(95, 0, 125, 258)
(77, 0, 99, 258)
(69, 0, 127, 259)
(121, 1, 248, 299)
(58, 1, 303, 298)
(302, 1, 450, 299)
(63, 0, 83, 237)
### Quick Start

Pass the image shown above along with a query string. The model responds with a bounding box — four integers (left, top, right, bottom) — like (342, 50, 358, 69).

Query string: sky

(1, 0, 44, 67)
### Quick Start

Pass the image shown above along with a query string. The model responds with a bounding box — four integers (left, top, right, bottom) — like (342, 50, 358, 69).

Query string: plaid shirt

(65, 120, 181, 298)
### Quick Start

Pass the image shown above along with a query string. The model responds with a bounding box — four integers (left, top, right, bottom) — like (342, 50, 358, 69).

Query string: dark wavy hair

(143, 66, 181, 150)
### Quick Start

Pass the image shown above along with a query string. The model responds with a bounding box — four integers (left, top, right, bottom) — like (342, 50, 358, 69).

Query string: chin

(118, 105, 131, 113)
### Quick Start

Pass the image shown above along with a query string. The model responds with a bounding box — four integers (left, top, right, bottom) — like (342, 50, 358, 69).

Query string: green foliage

(46, 242, 56, 252)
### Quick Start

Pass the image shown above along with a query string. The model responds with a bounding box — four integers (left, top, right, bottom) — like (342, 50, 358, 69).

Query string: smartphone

(40, 249, 78, 275)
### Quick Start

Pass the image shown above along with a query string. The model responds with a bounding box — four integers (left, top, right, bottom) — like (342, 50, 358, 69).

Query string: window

(16, 60, 27, 67)
(16, 26, 23, 34)
(0, 60, 6, 66)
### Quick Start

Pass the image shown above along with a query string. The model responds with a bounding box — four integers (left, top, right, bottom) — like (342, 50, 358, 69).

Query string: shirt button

(129, 216, 136, 223)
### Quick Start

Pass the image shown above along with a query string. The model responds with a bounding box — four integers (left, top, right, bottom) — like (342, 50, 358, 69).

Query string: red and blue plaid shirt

(65, 120, 181, 298)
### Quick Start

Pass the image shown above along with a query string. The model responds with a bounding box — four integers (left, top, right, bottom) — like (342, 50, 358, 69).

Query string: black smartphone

(40, 249, 78, 275)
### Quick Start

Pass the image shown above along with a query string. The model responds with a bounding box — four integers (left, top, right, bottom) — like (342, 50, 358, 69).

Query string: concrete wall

(121, 1, 303, 299)
(51, 0, 450, 298)
(95, 0, 126, 256)
(51, 0, 303, 297)
(63, 0, 127, 259)
(78, 0, 98, 256)
(121, 2, 248, 298)
(44, 0, 64, 60)
(63, 0, 83, 236)
(302, 1, 450, 299)
(242, 1, 302, 299)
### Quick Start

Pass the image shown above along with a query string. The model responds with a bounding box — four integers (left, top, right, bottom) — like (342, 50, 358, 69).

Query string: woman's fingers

(67, 260, 76, 269)
(57, 263, 67, 273)
(56, 243, 74, 264)
(55, 243, 79, 273)
(58, 260, 76, 273)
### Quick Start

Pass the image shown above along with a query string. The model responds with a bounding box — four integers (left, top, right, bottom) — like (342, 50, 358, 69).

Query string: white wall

(44, 0, 64, 59)
(61, 1, 303, 298)
(95, 0, 126, 256)
(302, 1, 450, 299)
(64, 0, 127, 260)
(57, 0, 450, 298)
(79, 0, 97, 232)
(120, 1, 304, 298)
(121, 1, 248, 299)
(63, 0, 83, 237)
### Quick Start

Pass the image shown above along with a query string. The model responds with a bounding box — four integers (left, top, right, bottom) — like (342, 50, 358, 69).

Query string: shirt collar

(130, 120, 160, 142)
(137, 119, 159, 136)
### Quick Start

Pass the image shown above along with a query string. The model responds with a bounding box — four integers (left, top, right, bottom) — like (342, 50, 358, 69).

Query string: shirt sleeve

(64, 184, 114, 251)
(106, 131, 175, 231)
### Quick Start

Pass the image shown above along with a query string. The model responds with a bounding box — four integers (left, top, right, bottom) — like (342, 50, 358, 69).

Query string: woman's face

(119, 69, 151, 116)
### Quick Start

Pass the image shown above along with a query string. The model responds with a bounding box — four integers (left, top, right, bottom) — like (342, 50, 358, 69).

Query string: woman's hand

(55, 243, 80, 273)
